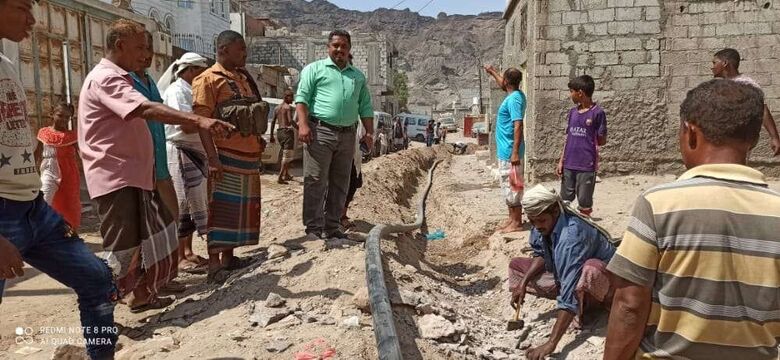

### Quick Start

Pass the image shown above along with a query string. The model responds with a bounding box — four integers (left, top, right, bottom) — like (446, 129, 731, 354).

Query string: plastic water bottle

(426, 229, 446, 241)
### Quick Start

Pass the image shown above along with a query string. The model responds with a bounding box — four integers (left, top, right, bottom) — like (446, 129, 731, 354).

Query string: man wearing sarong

(193, 30, 263, 283)
(508, 184, 616, 360)
(270, 89, 295, 184)
(158, 52, 209, 274)
(78, 19, 232, 312)
(1, 2, 117, 358)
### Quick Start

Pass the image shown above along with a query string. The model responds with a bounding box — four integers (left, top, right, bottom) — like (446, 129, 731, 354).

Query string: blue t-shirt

(130, 72, 169, 180)
(495, 90, 526, 161)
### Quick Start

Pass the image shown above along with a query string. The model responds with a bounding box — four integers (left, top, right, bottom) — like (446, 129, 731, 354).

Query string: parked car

(439, 117, 457, 132)
(471, 122, 488, 138)
(394, 113, 433, 142)
(261, 98, 303, 169)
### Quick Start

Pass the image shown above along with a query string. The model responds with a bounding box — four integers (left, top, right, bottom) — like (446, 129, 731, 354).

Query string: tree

(393, 70, 409, 110)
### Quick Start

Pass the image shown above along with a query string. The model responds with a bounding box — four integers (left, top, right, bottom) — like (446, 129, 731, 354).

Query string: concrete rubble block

(248, 302, 293, 328)
(613, 78, 640, 90)
(545, 52, 570, 64)
(672, 14, 698, 27)
(671, 38, 698, 51)
(265, 292, 286, 308)
(267, 244, 289, 259)
(417, 314, 460, 341)
(340, 315, 361, 329)
(266, 314, 302, 330)
(550, 0, 573, 11)
(416, 302, 437, 315)
(265, 340, 293, 353)
(743, 22, 772, 35)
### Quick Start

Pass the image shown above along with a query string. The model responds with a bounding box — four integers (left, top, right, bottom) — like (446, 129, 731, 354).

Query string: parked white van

(393, 113, 433, 142)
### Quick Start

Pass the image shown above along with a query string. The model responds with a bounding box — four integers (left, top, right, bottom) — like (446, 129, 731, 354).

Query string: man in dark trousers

(296, 30, 374, 240)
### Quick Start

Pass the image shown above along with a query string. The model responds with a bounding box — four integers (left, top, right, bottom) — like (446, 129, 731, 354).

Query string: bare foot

(498, 222, 524, 234)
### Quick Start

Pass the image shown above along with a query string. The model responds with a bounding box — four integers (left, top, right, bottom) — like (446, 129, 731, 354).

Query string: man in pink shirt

(78, 19, 231, 312)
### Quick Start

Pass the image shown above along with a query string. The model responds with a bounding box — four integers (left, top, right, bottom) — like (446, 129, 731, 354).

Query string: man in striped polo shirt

(604, 79, 780, 360)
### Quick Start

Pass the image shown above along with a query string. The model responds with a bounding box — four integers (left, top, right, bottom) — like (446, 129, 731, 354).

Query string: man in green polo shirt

(296, 30, 374, 239)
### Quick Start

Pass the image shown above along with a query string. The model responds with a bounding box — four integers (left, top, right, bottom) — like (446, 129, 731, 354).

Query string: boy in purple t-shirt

(556, 75, 607, 217)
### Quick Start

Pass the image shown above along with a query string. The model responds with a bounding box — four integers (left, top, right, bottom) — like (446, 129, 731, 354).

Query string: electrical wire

(416, 0, 435, 13)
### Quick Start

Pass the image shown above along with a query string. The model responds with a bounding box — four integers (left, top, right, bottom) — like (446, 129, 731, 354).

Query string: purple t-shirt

(563, 105, 607, 172)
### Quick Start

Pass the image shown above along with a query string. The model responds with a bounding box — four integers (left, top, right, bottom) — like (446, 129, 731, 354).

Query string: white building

(106, 0, 235, 58)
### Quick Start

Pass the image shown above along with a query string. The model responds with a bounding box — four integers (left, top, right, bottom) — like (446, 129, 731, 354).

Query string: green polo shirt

(295, 57, 374, 127)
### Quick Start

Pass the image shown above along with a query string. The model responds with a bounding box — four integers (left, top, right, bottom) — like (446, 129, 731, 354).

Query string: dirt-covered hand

(525, 341, 555, 360)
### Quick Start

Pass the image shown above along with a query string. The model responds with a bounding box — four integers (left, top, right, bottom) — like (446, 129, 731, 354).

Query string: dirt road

(2, 143, 777, 360)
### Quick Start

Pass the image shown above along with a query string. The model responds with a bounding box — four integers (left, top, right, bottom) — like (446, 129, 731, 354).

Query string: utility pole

(477, 59, 483, 115)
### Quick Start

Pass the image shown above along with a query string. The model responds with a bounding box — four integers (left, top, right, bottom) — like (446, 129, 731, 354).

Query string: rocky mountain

(245, 0, 505, 112)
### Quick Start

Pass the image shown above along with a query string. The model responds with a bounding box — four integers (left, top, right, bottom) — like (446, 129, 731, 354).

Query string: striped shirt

(607, 164, 780, 360)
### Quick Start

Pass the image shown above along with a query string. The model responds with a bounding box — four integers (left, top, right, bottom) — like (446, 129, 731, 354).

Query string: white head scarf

(521, 184, 616, 243)
(156, 52, 209, 94)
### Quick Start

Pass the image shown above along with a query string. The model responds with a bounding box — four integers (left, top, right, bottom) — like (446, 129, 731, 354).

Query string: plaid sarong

(94, 187, 178, 298)
(167, 142, 209, 238)
(207, 148, 261, 249)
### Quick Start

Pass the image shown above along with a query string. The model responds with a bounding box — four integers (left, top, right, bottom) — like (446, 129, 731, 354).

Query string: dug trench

(2, 144, 711, 360)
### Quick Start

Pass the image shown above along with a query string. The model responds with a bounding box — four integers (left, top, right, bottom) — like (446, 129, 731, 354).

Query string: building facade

(246, 31, 398, 114)
(107, 0, 234, 59)
(503, 0, 780, 180)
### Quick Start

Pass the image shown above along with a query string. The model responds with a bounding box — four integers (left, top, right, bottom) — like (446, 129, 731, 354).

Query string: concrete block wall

(504, 0, 780, 181)
(247, 33, 395, 112)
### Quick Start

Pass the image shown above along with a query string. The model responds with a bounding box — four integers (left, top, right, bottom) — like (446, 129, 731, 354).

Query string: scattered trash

(426, 229, 446, 241)
(14, 346, 42, 355)
(294, 338, 336, 360)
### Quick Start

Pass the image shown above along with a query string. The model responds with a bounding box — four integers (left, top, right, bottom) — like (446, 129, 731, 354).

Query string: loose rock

(51, 344, 87, 360)
(340, 315, 361, 329)
(418, 314, 458, 341)
(265, 292, 286, 308)
(352, 288, 371, 313)
(248, 302, 292, 327)
(266, 340, 293, 353)
(267, 244, 289, 259)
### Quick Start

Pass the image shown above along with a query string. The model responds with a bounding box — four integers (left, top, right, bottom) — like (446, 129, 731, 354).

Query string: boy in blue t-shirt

(485, 65, 526, 233)
(556, 75, 607, 217)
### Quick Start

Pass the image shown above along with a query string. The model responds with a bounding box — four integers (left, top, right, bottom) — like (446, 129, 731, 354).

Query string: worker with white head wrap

(160, 52, 211, 273)
(509, 184, 617, 360)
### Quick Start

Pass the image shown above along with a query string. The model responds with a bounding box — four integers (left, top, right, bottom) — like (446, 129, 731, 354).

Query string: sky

(321, 0, 507, 17)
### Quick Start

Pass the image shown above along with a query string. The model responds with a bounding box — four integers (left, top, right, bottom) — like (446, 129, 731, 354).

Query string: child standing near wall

(556, 75, 607, 217)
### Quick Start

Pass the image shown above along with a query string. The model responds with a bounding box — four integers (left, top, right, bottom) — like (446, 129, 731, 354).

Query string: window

(177, 0, 193, 9)
(418, 119, 427, 126)
(148, 8, 160, 23)
(164, 15, 174, 32)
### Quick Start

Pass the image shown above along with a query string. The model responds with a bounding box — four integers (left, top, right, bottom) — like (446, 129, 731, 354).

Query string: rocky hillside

(246, 0, 505, 111)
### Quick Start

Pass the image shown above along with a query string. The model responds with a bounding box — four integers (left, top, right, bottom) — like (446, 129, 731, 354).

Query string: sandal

(179, 260, 208, 274)
(207, 268, 231, 284)
(160, 280, 186, 294)
(129, 296, 174, 314)
(224, 256, 255, 271)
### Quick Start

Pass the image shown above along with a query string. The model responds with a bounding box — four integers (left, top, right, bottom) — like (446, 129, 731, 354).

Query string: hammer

(507, 302, 525, 331)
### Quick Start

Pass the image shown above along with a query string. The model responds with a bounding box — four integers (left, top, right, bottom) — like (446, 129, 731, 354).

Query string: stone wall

(246, 33, 396, 113)
(503, 0, 780, 181)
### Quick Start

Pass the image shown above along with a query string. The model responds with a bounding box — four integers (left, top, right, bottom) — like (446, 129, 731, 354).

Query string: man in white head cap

(159, 52, 210, 273)
(509, 184, 616, 360)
